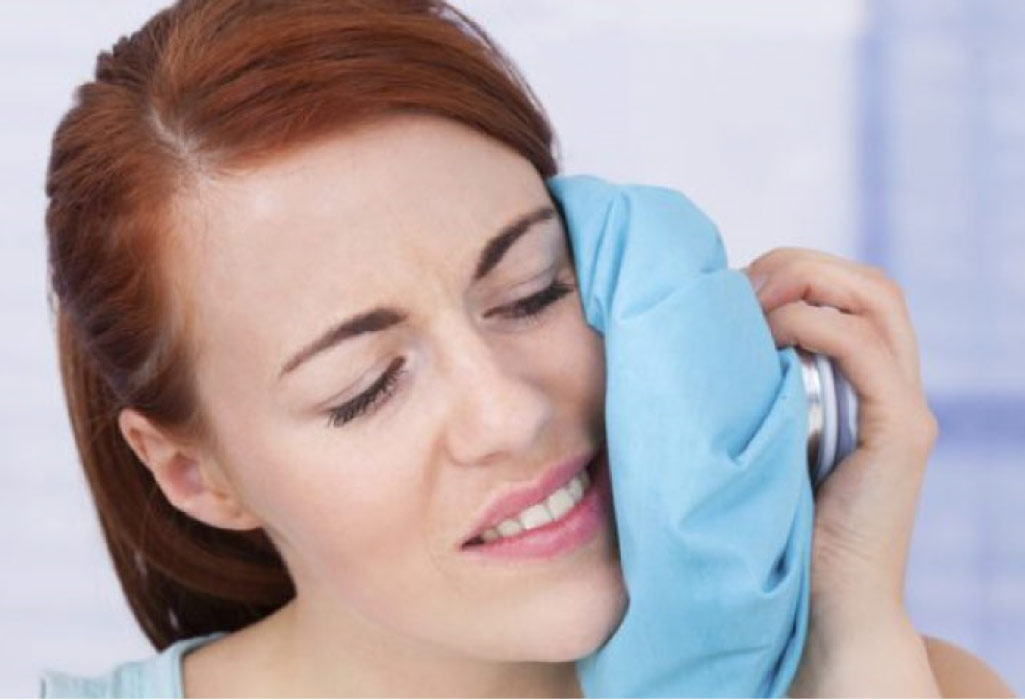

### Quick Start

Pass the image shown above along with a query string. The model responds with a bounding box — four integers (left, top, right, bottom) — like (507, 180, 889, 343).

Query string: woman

(40, 0, 1014, 696)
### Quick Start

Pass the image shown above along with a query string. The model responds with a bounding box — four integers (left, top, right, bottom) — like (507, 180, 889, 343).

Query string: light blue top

(38, 631, 228, 698)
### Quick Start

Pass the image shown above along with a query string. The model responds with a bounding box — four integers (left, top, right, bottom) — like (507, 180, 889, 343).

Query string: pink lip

(459, 446, 603, 547)
(460, 447, 611, 560)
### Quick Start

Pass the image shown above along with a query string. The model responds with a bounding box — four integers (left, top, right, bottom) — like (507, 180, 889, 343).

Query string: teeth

(567, 474, 584, 502)
(474, 467, 593, 545)
(518, 502, 552, 530)
(546, 486, 575, 520)
(496, 519, 523, 537)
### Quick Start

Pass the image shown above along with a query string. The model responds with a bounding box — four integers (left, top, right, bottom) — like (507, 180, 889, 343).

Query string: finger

(746, 248, 923, 392)
(758, 259, 921, 389)
(764, 300, 920, 418)
(767, 302, 939, 456)
(746, 246, 888, 280)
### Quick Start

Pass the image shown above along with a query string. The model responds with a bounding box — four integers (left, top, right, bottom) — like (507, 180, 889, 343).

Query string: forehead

(177, 114, 550, 384)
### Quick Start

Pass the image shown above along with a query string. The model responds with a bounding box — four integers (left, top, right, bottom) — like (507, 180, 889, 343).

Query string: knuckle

(921, 409, 940, 442)
(780, 245, 811, 258)
(787, 256, 819, 281)
(765, 302, 804, 341)
(770, 256, 824, 294)
(878, 275, 905, 301)
(907, 404, 940, 453)
(850, 315, 883, 350)
(758, 246, 806, 268)
(860, 269, 909, 310)
(917, 426, 939, 457)
(765, 303, 792, 328)
(864, 264, 889, 279)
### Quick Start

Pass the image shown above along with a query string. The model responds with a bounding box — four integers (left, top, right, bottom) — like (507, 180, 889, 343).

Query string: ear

(117, 407, 262, 531)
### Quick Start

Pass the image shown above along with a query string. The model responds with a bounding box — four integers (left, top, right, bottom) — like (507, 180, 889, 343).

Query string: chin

(492, 564, 629, 662)
(552, 585, 628, 660)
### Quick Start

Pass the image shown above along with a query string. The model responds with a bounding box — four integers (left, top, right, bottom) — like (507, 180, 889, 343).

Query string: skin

(922, 635, 1017, 697)
(118, 113, 625, 697)
(745, 251, 1015, 697)
(116, 112, 1015, 697)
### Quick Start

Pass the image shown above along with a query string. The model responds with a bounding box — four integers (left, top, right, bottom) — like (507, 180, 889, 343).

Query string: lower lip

(459, 447, 611, 561)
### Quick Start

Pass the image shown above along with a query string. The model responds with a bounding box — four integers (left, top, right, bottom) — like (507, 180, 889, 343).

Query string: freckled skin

(141, 114, 627, 697)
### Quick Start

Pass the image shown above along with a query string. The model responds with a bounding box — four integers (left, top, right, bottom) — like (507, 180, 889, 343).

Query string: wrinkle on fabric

(547, 174, 814, 698)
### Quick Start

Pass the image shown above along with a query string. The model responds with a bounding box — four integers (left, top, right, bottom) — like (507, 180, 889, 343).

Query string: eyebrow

(277, 204, 557, 381)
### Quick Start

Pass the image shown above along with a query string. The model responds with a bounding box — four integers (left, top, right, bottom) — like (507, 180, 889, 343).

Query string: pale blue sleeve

(37, 632, 227, 698)
(38, 666, 144, 698)
(39, 669, 105, 698)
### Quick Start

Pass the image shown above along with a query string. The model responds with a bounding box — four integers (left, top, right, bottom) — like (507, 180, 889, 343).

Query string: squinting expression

(175, 112, 626, 661)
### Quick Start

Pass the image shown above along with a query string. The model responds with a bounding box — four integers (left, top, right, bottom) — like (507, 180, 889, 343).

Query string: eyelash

(325, 278, 576, 428)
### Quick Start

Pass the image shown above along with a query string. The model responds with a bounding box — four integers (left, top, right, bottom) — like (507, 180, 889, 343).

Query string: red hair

(45, 0, 559, 650)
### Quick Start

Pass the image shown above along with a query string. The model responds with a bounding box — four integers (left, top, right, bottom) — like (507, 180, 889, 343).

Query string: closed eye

(325, 278, 576, 428)
(484, 278, 575, 320)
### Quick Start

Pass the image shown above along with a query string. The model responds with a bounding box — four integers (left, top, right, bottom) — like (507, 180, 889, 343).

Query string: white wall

(453, 0, 863, 268)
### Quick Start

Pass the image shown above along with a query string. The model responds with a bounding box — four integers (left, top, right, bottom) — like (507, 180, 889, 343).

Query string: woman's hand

(742, 247, 942, 696)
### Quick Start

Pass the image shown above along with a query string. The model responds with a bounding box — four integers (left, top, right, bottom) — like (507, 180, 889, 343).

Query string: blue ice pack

(546, 174, 814, 698)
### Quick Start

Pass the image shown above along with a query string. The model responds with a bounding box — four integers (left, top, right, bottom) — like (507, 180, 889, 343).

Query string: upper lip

(459, 446, 601, 547)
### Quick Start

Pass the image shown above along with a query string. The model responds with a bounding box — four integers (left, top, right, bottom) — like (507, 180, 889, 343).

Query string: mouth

(460, 447, 604, 549)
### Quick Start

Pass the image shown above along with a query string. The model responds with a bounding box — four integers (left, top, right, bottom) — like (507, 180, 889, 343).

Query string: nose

(437, 317, 551, 466)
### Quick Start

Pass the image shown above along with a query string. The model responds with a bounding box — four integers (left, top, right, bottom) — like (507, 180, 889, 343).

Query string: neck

(227, 596, 583, 698)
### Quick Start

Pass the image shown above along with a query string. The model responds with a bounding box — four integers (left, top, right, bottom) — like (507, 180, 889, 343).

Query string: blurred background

(1, 0, 1021, 695)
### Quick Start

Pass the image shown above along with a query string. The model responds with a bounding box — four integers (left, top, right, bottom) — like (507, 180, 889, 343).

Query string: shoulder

(37, 632, 228, 698)
(38, 660, 150, 699)
(38, 668, 117, 699)
(922, 634, 1017, 698)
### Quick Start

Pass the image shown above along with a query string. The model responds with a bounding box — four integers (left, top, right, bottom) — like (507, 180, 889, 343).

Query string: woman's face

(177, 113, 626, 661)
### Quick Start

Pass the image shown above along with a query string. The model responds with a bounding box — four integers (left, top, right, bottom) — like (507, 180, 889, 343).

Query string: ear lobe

(117, 408, 262, 531)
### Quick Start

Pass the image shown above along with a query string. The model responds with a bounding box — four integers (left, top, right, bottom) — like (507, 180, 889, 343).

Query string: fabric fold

(547, 173, 814, 698)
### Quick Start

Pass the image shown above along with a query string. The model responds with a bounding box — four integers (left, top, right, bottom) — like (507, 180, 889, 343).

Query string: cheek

(551, 301, 607, 405)
(241, 432, 437, 599)
(266, 458, 409, 564)
(268, 452, 466, 635)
